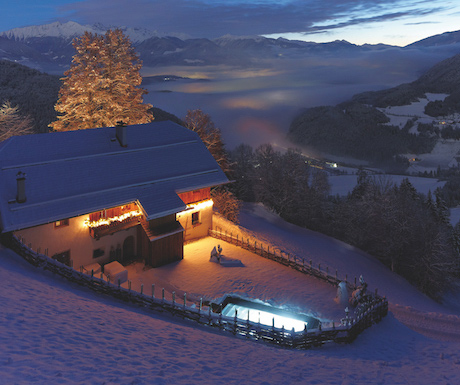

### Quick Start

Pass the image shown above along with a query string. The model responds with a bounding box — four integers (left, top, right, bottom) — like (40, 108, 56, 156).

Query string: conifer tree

(50, 29, 152, 131)
(0, 101, 34, 142)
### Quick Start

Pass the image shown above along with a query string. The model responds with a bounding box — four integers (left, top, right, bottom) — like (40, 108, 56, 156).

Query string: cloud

(60, 0, 451, 38)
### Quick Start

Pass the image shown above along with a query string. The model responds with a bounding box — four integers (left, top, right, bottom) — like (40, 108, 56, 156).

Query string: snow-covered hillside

(1, 203, 460, 384)
(377, 93, 460, 172)
(378, 93, 449, 130)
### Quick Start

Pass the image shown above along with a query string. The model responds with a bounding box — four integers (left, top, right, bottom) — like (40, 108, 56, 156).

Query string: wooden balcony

(89, 215, 141, 239)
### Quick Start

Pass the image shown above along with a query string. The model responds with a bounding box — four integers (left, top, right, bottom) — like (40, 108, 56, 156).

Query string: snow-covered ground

(1, 204, 460, 384)
(378, 93, 448, 130)
(328, 174, 445, 197)
(405, 140, 460, 173)
(376, 93, 460, 173)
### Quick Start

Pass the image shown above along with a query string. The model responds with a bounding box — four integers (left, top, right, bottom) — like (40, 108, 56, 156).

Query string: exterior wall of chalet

(14, 213, 138, 270)
(177, 188, 213, 241)
(12, 188, 215, 270)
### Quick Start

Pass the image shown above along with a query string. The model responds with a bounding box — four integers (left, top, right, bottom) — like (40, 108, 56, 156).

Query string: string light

(176, 199, 213, 218)
(84, 210, 142, 228)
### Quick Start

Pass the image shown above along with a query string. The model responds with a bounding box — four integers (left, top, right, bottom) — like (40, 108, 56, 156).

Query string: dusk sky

(2, 0, 460, 46)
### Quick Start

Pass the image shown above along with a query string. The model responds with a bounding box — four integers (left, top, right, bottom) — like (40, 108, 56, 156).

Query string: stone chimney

(116, 121, 128, 147)
(16, 172, 26, 203)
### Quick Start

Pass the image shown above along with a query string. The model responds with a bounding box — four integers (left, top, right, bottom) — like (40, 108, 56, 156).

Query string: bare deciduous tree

(0, 101, 34, 142)
(184, 109, 230, 174)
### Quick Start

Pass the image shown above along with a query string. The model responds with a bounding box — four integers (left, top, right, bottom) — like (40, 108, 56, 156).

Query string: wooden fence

(209, 228, 360, 291)
(3, 233, 388, 350)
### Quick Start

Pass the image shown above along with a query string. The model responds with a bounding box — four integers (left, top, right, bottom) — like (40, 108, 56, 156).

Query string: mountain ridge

(2, 21, 459, 74)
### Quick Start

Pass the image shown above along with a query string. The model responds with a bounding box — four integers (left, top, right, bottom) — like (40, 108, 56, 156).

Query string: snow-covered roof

(0, 121, 228, 232)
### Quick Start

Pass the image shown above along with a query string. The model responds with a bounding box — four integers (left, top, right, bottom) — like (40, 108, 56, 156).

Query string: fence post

(318, 263, 321, 272)
(172, 291, 176, 306)
(141, 284, 144, 295)
(162, 288, 165, 302)
(152, 284, 155, 298)
(303, 323, 308, 345)
(234, 309, 238, 334)
(199, 298, 202, 313)
(183, 293, 187, 307)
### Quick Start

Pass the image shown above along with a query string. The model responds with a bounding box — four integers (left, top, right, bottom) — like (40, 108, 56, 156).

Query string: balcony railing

(89, 216, 141, 239)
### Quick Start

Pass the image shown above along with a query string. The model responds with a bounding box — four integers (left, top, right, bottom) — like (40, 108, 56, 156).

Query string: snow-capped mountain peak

(0, 21, 102, 41)
(0, 21, 186, 43)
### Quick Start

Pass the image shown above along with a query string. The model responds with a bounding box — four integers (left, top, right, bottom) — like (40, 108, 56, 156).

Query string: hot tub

(218, 296, 320, 331)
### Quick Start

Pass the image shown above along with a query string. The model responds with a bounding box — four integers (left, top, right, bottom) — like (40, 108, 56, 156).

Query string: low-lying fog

(142, 47, 457, 150)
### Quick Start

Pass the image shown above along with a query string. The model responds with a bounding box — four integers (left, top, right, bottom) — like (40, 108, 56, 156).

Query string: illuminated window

(192, 211, 200, 225)
(54, 218, 69, 228)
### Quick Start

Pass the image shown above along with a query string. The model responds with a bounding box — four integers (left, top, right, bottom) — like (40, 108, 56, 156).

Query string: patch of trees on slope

(288, 53, 460, 166)
(288, 101, 435, 167)
(0, 60, 60, 133)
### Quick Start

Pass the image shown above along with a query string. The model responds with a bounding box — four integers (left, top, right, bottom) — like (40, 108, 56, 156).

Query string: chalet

(0, 121, 228, 270)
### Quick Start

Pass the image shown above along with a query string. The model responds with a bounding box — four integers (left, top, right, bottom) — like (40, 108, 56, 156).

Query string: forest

(229, 144, 460, 300)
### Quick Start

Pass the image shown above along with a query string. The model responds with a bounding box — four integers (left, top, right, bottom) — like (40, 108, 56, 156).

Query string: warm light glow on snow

(84, 210, 142, 228)
(176, 199, 213, 218)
